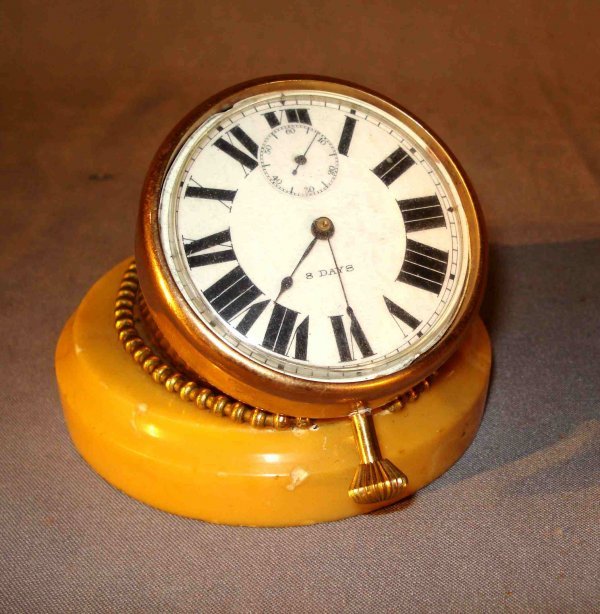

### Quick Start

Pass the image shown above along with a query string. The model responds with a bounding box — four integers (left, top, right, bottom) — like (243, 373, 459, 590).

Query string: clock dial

(159, 89, 470, 382)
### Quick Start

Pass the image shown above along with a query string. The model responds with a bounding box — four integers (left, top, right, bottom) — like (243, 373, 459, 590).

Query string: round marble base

(56, 260, 491, 526)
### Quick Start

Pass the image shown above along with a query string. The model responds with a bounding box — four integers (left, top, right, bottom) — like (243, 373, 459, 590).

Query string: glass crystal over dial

(159, 88, 471, 383)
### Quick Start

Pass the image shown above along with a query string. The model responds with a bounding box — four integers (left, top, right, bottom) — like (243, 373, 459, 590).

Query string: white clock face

(159, 88, 470, 383)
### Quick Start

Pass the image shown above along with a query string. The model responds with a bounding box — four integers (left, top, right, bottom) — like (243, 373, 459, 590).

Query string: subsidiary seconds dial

(260, 123, 339, 196)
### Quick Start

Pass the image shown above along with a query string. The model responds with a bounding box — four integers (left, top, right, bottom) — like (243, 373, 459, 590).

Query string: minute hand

(327, 237, 374, 358)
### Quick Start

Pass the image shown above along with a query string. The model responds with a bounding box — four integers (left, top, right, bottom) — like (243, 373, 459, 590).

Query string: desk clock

(56, 76, 490, 526)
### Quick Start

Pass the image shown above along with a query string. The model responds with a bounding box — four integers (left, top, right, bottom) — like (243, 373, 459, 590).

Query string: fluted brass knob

(348, 409, 408, 504)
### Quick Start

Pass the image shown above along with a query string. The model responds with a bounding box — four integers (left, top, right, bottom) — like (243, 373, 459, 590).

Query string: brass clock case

(136, 75, 487, 419)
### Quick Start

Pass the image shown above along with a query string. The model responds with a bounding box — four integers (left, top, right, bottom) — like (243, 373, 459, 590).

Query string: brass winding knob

(348, 409, 408, 504)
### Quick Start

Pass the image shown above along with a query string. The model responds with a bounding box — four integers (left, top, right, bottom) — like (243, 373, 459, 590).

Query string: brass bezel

(136, 75, 487, 419)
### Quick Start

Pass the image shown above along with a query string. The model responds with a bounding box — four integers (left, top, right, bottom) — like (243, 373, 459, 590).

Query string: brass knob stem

(348, 408, 408, 505)
(351, 409, 381, 465)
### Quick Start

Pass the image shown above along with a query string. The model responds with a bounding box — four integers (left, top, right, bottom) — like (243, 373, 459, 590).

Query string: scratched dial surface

(159, 89, 470, 382)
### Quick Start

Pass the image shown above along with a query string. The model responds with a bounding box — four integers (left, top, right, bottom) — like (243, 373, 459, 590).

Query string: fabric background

(1, 1, 598, 612)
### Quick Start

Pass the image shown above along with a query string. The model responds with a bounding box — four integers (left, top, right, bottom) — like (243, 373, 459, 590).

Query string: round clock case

(135, 76, 487, 419)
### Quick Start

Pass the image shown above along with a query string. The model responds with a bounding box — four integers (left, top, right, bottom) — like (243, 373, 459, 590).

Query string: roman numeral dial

(160, 90, 467, 383)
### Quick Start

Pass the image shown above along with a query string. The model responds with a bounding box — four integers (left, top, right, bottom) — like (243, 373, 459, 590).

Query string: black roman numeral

(184, 229, 236, 268)
(262, 304, 309, 360)
(263, 109, 312, 128)
(203, 265, 263, 321)
(384, 296, 421, 330)
(398, 195, 446, 232)
(330, 309, 374, 362)
(337, 116, 357, 156)
(263, 112, 280, 128)
(398, 239, 449, 294)
(372, 147, 414, 186)
(213, 126, 258, 172)
(286, 109, 312, 125)
(235, 299, 270, 335)
(291, 316, 309, 361)
(185, 185, 237, 203)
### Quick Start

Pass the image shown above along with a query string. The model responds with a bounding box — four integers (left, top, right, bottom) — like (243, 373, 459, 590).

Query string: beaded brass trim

(115, 261, 434, 429)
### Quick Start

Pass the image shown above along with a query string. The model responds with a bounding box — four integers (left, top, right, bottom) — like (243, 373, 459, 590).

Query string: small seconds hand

(292, 131, 318, 176)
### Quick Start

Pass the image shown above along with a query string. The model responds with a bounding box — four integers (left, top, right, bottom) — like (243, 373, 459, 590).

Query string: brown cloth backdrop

(1, 1, 599, 612)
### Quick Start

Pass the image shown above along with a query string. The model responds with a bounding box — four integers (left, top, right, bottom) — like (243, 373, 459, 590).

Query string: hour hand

(275, 235, 317, 301)
(276, 275, 294, 299)
(275, 217, 334, 301)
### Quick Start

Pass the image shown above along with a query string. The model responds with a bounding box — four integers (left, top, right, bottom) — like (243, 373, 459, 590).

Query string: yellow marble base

(55, 260, 492, 526)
